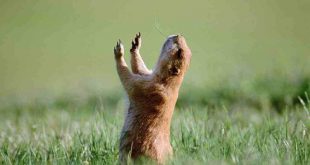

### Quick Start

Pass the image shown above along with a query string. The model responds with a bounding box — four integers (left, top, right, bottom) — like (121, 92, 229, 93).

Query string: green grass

(0, 86, 309, 164)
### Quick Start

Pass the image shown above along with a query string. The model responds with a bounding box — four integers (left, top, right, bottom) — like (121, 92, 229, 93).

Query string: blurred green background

(1, 1, 310, 164)
(0, 0, 309, 101)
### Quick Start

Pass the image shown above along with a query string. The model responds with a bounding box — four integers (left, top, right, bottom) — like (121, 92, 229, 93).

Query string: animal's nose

(175, 34, 183, 40)
(174, 34, 184, 43)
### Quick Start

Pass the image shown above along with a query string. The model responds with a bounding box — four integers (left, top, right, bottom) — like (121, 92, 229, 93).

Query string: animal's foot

(114, 39, 124, 59)
(130, 32, 141, 53)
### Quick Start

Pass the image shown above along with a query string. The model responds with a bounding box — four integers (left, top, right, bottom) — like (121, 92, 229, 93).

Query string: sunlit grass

(0, 90, 309, 164)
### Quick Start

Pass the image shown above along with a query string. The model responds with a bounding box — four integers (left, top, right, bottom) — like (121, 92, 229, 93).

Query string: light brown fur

(114, 33, 191, 164)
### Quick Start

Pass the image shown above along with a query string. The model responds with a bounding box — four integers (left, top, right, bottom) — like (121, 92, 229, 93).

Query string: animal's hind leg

(130, 32, 152, 75)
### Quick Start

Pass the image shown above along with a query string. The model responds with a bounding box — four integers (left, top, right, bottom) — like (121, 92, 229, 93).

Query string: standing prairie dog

(114, 33, 191, 164)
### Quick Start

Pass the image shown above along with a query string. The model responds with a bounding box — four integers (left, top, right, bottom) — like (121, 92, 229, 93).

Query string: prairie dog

(114, 33, 191, 164)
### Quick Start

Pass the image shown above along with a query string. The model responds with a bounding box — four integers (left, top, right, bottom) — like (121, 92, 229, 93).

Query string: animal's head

(155, 35, 191, 83)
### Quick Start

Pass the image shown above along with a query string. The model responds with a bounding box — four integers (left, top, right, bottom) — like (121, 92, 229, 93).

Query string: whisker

(154, 17, 167, 38)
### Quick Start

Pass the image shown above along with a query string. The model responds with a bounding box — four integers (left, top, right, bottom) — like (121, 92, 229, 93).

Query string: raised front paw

(130, 32, 141, 53)
(114, 39, 124, 59)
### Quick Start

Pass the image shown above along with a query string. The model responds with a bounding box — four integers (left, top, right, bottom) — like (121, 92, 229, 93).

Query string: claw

(130, 33, 142, 52)
(114, 39, 124, 58)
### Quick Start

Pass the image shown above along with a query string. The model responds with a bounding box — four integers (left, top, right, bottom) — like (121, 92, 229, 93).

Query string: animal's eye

(176, 49, 183, 58)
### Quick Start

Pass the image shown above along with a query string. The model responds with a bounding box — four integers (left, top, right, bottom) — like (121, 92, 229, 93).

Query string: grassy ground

(0, 86, 309, 164)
